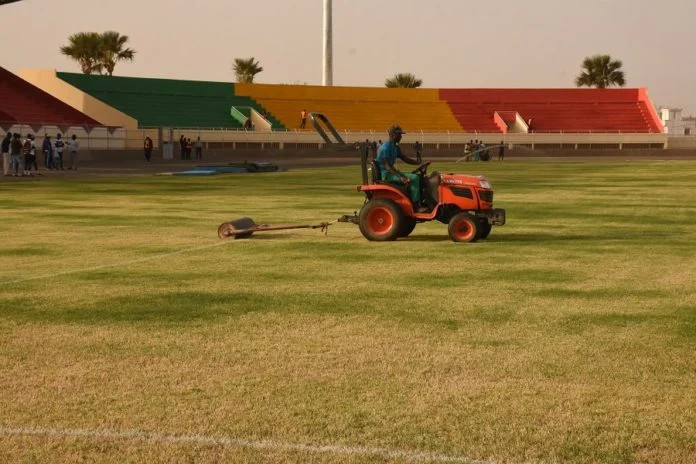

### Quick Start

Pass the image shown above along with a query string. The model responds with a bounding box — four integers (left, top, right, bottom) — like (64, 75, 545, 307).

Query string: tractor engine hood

(440, 174, 492, 190)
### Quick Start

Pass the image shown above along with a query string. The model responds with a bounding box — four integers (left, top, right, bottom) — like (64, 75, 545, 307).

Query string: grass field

(1, 161, 695, 463)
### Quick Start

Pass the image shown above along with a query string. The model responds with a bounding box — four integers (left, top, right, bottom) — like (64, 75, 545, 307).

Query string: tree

(99, 31, 135, 76)
(384, 73, 423, 88)
(60, 31, 135, 76)
(575, 55, 626, 89)
(60, 32, 104, 75)
(233, 57, 263, 83)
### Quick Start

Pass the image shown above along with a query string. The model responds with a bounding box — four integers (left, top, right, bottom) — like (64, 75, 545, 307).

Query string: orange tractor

(353, 152, 506, 242)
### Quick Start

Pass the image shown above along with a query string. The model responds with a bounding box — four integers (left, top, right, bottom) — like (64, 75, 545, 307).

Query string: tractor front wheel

(448, 213, 479, 243)
(359, 199, 405, 241)
(477, 220, 492, 240)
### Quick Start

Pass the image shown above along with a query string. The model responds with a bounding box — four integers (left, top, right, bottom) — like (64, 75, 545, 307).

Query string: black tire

(400, 217, 417, 237)
(477, 220, 492, 240)
(448, 213, 479, 243)
(359, 198, 405, 241)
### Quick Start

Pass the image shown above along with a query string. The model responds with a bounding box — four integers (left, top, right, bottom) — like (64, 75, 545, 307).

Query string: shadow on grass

(0, 289, 463, 330)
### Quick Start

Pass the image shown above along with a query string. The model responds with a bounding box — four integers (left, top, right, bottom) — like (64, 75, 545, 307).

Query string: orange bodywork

(358, 173, 495, 221)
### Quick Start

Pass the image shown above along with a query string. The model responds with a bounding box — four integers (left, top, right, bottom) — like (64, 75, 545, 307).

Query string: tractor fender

(358, 185, 414, 216)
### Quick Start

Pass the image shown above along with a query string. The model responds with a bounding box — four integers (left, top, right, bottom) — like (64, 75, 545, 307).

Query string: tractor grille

(478, 190, 493, 203)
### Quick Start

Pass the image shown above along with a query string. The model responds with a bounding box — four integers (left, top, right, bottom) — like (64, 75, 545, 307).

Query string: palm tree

(99, 31, 135, 76)
(384, 73, 423, 88)
(233, 57, 263, 83)
(575, 55, 626, 89)
(60, 32, 104, 75)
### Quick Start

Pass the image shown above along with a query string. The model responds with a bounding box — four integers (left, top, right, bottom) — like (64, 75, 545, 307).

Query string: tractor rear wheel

(359, 198, 405, 241)
(477, 220, 492, 240)
(400, 217, 417, 237)
(448, 213, 479, 243)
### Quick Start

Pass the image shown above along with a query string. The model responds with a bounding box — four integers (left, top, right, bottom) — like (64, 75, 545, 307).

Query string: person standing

(179, 134, 186, 160)
(195, 136, 203, 160)
(67, 134, 80, 170)
(498, 141, 506, 161)
(144, 136, 153, 162)
(463, 141, 472, 162)
(54, 134, 65, 170)
(186, 138, 193, 160)
(26, 134, 39, 174)
(2, 132, 11, 176)
(22, 134, 33, 176)
(10, 133, 23, 176)
(300, 109, 307, 129)
(414, 140, 422, 163)
(42, 135, 53, 169)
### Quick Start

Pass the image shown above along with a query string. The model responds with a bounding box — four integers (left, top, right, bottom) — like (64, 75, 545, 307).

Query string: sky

(2, 0, 695, 113)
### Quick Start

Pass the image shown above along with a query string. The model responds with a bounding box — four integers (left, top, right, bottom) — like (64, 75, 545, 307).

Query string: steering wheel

(412, 162, 431, 174)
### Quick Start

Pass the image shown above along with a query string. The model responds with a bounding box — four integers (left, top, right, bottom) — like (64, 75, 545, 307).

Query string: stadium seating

(234, 83, 463, 132)
(0, 66, 100, 127)
(57, 73, 285, 129)
(440, 89, 662, 133)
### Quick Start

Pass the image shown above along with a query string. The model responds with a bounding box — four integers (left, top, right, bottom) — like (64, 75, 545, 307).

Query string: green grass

(1, 161, 696, 463)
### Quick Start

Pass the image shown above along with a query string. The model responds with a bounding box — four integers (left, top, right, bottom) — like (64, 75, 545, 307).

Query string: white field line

(0, 240, 233, 287)
(0, 426, 497, 464)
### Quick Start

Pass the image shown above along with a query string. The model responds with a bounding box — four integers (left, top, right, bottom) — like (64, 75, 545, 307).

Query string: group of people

(178, 135, 203, 160)
(462, 140, 506, 162)
(2, 132, 79, 177)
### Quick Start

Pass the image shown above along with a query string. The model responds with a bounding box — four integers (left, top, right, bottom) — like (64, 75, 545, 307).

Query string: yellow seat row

(234, 83, 461, 132)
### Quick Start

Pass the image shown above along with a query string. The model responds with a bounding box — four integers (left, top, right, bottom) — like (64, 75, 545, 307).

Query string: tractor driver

(376, 125, 425, 211)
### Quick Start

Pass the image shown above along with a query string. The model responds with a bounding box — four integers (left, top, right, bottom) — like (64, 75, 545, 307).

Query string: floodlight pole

(323, 0, 333, 86)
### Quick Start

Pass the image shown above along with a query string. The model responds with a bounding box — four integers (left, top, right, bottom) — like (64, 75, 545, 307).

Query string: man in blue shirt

(376, 125, 423, 210)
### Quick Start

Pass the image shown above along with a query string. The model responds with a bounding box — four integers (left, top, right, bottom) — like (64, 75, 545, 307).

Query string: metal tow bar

(218, 213, 359, 239)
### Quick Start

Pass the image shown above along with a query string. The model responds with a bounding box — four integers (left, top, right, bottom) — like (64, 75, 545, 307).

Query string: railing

(0, 121, 672, 151)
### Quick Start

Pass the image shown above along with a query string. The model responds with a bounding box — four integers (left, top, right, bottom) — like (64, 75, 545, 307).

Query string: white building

(659, 107, 696, 135)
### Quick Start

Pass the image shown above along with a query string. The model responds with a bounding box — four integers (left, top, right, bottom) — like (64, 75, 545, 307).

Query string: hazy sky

(2, 0, 695, 112)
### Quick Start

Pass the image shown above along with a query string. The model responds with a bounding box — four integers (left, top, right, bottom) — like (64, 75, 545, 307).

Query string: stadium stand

(18, 68, 663, 135)
(440, 88, 663, 133)
(234, 83, 463, 132)
(0, 66, 101, 128)
(56, 73, 285, 129)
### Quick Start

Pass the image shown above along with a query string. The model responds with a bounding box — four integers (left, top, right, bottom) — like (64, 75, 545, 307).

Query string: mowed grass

(1, 161, 695, 463)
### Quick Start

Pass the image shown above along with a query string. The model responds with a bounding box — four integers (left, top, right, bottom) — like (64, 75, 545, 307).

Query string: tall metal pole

(323, 0, 333, 86)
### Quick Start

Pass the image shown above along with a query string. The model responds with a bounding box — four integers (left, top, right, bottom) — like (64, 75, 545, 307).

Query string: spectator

(300, 109, 307, 129)
(42, 135, 53, 169)
(498, 141, 505, 161)
(54, 134, 65, 170)
(144, 136, 153, 162)
(243, 118, 252, 130)
(2, 132, 11, 176)
(527, 118, 534, 133)
(473, 139, 480, 161)
(26, 134, 39, 174)
(179, 134, 186, 160)
(414, 140, 422, 163)
(10, 133, 23, 176)
(186, 138, 193, 159)
(22, 134, 33, 176)
(195, 136, 203, 160)
(363, 138, 370, 160)
(68, 134, 80, 170)
(463, 140, 472, 162)
(371, 140, 377, 158)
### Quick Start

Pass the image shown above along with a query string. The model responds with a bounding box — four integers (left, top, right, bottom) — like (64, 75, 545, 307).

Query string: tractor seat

(370, 159, 412, 198)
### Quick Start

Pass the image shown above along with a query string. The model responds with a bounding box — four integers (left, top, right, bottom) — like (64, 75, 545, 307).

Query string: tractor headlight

(479, 179, 492, 189)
